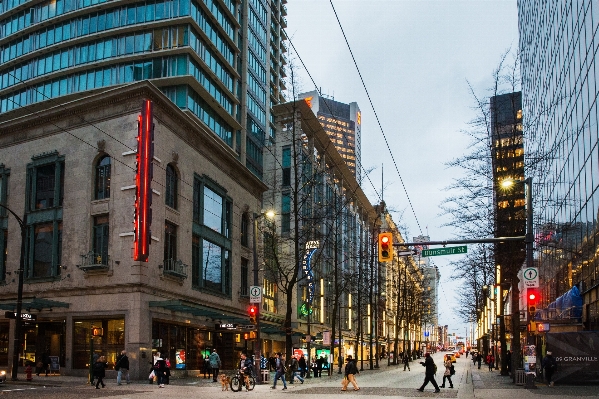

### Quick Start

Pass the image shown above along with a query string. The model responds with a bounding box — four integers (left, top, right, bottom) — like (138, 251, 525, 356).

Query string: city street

(1, 352, 596, 399)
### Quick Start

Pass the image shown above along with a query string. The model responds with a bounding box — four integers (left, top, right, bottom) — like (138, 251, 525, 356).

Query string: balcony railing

(77, 251, 109, 272)
(160, 259, 188, 279)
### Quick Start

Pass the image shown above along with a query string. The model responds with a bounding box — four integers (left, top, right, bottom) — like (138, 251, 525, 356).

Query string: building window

(0, 164, 9, 282)
(29, 163, 64, 210)
(92, 215, 109, 265)
(192, 234, 231, 295)
(241, 213, 249, 247)
(95, 155, 111, 200)
(282, 146, 291, 187)
(29, 221, 62, 278)
(165, 163, 178, 209)
(281, 192, 291, 233)
(263, 278, 277, 313)
(241, 257, 249, 297)
(164, 221, 177, 262)
(73, 319, 124, 369)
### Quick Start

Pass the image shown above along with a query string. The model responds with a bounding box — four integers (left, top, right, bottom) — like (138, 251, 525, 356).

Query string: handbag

(149, 370, 155, 379)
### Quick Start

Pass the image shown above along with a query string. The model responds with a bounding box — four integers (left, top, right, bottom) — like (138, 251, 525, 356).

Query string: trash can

(515, 369, 526, 385)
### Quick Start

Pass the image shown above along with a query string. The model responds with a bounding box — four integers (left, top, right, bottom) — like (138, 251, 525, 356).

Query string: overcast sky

(286, 0, 519, 337)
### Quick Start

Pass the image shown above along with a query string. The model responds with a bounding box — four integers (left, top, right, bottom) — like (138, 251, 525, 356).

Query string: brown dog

(219, 374, 231, 391)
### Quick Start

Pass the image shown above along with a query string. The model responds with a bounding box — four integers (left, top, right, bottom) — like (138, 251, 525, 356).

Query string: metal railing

(161, 259, 188, 279)
(78, 251, 109, 271)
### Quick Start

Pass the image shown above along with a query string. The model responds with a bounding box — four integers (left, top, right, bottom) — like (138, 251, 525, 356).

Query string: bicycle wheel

(245, 375, 255, 391)
(230, 376, 242, 392)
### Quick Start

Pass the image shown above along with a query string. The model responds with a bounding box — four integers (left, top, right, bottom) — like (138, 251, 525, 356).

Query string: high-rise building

(489, 92, 525, 284)
(518, 1, 599, 331)
(0, 0, 287, 179)
(298, 91, 361, 183)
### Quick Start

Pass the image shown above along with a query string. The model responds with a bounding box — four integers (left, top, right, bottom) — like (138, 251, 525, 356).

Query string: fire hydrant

(26, 363, 33, 381)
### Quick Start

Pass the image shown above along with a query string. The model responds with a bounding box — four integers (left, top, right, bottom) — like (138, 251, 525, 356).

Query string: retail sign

(216, 323, 238, 330)
(4, 311, 36, 321)
(249, 286, 262, 303)
(523, 267, 539, 288)
(422, 246, 467, 257)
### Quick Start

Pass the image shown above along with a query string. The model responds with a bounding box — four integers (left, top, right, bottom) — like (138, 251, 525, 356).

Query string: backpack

(450, 365, 455, 375)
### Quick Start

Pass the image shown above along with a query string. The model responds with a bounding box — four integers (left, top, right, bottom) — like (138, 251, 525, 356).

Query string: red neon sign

(134, 100, 154, 262)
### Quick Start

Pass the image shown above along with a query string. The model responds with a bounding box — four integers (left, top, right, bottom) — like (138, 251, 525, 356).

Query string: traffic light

(527, 288, 539, 316)
(249, 305, 257, 324)
(378, 232, 394, 262)
(92, 327, 103, 337)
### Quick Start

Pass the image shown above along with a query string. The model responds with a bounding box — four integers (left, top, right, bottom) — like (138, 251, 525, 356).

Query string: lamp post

(0, 203, 26, 381)
(252, 210, 274, 384)
(500, 177, 532, 379)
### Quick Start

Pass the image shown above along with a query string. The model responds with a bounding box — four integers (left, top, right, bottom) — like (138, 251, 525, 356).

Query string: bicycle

(230, 369, 255, 392)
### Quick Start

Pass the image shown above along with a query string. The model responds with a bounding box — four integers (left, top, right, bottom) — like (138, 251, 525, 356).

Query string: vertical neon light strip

(348, 293, 352, 330)
(320, 278, 324, 323)
(134, 100, 153, 261)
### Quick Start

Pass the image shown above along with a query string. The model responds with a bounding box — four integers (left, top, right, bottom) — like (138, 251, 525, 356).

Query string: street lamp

(499, 177, 533, 378)
(252, 210, 275, 384)
(0, 203, 26, 381)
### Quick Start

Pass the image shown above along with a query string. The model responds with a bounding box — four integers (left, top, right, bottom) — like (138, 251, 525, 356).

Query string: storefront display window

(72, 318, 124, 369)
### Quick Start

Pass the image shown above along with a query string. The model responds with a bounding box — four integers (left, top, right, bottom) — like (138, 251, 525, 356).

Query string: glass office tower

(0, 0, 287, 178)
(518, 1, 599, 330)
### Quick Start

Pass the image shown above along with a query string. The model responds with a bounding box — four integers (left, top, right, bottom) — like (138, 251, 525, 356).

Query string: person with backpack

(289, 355, 304, 384)
(115, 350, 130, 385)
(153, 352, 168, 388)
(270, 353, 288, 390)
(417, 353, 440, 393)
(439, 354, 454, 388)
(542, 351, 557, 386)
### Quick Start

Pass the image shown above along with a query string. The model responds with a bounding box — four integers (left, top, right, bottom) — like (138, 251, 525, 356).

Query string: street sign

(249, 286, 262, 303)
(216, 323, 238, 330)
(4, 311, 36, 321)
(523, 267, 539, 288)
(239, 324, 256, 330)
(422, 246, 467, 257)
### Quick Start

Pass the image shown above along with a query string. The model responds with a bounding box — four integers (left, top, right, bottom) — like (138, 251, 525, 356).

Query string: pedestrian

(316, 355, 324, 377)
(203, 354, 210, 378)
(417, 353, 440, 393)
(477, 352, 482, 369)
(90, 353, 100, 384)
(487, 354, 495, 371)
(311, 357, 319, 377)
(439, 354, 454, 389)
(40, 352, 50, 377)
(289, 355, 304, 384)
(209, 349, 221, 382)
(153, 352, 168, 388)
(341, 355, 360, 391)
(115, 350, 130, 385)
(472, 352, 477, 366)
(270, 352, 288, 390)
(403, 353, 411, 371)
(506, 350, 512, 373)
(299, 355, 307, 378)
(541, 351, 557, 386)
(93, 355, 107, 389)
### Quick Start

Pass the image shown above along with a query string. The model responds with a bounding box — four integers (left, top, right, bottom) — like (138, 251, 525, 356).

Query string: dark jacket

(93, 361, 107, 378)
(299, 357, 307, 370)
(420, 356, 436, 376)
(542, 355, 556, 371)
(154, 358, 168, 374)
(275, 357, 286, 373)
(344, 360, 359, 376)
(290, 357, 299, 371)
(115, 354, 129, 370)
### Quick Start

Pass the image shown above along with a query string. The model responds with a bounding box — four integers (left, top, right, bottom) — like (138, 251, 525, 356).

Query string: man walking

(209, 349, 221, 382)
(542, 351, 557, 386)
(115, 350, 130, 385)
(417, 353, 440, 393)
(289, 355, 304, 384)
(270, 353, 288, 390)
(341, 355, 359, 391)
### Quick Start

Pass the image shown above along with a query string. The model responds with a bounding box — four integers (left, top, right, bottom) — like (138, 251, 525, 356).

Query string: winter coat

(444, 359, 452, 376)
(115, 354, 129, 370)
(93, 361, 107, 378)
(209, 352, 221, 368)
(420, 356, 436, 376)
(344, 360, 359, 376)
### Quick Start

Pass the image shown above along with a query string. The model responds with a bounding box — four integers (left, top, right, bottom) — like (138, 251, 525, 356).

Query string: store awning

(0, 298, 70, 311)
(149, 300, 249, 324)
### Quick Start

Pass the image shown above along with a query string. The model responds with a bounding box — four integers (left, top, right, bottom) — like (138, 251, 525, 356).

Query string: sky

(285, 0, 519, 338)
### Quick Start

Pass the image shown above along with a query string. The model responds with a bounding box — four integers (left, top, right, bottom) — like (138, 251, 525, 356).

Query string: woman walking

(439, 354, 454, 388)
(93, 355, 107, 389)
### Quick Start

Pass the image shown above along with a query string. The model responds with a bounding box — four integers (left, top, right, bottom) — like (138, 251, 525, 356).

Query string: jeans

(273, 371, 287, 388)
(292, 371, 304, 383)
(117, 369, 130, 385)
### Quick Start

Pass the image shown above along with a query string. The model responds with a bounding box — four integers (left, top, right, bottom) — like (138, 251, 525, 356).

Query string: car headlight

(0, 371, 6, 376)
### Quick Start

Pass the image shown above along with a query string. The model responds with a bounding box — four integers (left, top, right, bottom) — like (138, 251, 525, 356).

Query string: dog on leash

(219, 374, 231, 391)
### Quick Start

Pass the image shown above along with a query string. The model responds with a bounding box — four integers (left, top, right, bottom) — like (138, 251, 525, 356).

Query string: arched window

(95, 156, 111, 200)
(165, 163, 178, 209)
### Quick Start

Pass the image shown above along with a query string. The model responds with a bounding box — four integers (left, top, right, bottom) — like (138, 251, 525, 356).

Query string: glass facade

(519, 0, 599, 330)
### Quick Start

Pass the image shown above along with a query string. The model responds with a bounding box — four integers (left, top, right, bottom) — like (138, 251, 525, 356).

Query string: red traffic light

(249, 306, 257, 315)
(378, 232, 394, 262)
(528, 293, 536, 301)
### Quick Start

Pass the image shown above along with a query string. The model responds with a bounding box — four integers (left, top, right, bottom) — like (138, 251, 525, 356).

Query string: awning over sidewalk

(0, 298, 70, 311)
(149, 300, 249, 324)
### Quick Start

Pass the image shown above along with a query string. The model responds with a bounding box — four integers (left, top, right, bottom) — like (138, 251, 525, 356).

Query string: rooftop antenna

(381, 163, 384, 203)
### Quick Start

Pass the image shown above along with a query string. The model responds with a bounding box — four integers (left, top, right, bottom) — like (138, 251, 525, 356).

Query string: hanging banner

(323, 331, 331, 346)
